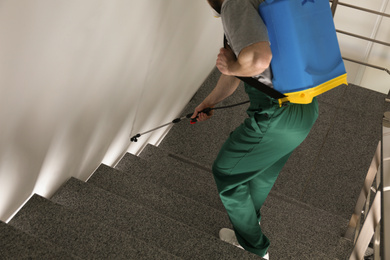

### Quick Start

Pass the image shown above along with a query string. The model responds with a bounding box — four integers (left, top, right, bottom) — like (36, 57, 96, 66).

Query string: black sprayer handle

(188, 107, 213, 124)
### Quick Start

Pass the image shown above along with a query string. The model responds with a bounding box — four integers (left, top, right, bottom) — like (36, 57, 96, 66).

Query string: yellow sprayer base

(278, 74, 348, 106)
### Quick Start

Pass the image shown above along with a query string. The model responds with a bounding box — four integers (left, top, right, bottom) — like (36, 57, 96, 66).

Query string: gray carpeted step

(51, 177, 261, 260)
(336, 237, 354, 260)
(116, 145, 225, 212)
(8, 195, 180, 260)
(0, 220, 80, 259)
(263, 192, 350, 240)
(262, 194, 353, 259)
(138, 144, 350, 238)
(87, 164, 232, 236)
(264, 235, 341, 260)
(136, 144, 353, 258)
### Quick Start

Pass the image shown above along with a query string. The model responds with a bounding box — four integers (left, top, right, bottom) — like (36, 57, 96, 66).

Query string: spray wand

(130, 100, 250, 142)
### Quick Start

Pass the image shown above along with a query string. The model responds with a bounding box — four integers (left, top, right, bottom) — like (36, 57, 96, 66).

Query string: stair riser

(8, 195, 180, 259)
(88, 164, 232, 236)
(51, 178, 259, 259)
(0, 221, 80, 259)
(117, 149, 226, 212)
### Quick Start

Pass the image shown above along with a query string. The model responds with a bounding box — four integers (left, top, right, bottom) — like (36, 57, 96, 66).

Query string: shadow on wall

(0, 0, 223, 222)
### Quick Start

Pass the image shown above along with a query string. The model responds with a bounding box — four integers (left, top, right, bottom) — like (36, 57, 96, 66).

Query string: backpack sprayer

(131, 0, 347, 142)
(130, 100, 250, 142)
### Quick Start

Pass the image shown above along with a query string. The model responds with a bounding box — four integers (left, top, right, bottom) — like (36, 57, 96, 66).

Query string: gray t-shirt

(221, 0, 273, 87)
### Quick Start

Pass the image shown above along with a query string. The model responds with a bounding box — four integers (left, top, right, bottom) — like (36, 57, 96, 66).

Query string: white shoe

(219, 228, 269, 259)
(219, 228, 244, 250)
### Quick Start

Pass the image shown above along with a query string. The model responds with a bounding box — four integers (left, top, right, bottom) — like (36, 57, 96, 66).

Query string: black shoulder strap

(223, 35, 287, 100)
(236, 76, 287, 99)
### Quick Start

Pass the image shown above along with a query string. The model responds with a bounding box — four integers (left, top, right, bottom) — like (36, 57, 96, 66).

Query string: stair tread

(116, 145, 224, 212)
(266, 234, 340, 260)
(51, 177, 261, 259)
(262, 195, 352, 259)
(135, 144, 353, 258)
(264, 191, 350, 236)
(87, 164, 232, 236)
(0, 220, 80, 259)
(8, 195, 180, 260)
(138, 144, 350, 232)
(137, 144, 212, 182)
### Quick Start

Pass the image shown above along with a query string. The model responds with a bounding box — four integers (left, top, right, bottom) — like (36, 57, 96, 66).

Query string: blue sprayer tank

(259, 0, 348, 104)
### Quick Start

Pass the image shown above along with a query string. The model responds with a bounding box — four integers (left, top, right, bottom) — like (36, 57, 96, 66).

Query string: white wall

(334, 0, 390, 94)
(0, 0, 223, 222)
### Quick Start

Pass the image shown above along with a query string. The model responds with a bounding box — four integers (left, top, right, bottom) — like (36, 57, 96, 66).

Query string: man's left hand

(216, 47, 237, 76)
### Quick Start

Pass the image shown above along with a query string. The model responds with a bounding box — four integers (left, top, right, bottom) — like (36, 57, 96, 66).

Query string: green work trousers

(212, 83, 319, 257)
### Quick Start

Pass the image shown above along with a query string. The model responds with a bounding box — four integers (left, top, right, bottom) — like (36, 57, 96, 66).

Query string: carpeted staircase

(2, 68, 389, 259)
(1, 144, 351, 259)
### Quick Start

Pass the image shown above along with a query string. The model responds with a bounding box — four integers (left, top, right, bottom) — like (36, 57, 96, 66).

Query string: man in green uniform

(192, 0, 318, 258)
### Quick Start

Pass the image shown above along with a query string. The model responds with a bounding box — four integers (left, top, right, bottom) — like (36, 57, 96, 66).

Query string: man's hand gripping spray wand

(130, 101, 249, 142)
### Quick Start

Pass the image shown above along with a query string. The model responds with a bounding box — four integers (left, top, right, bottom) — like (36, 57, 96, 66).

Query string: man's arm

(191, 74, 240, 121)
(217, 41, 272, 77)
(192, 41, 271, 122)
